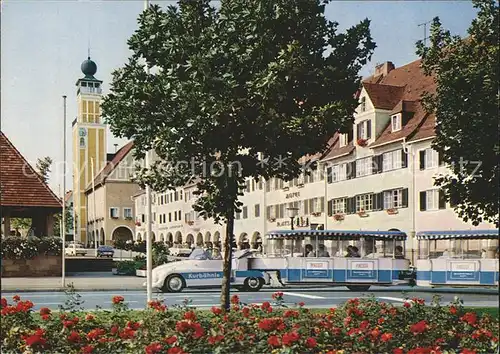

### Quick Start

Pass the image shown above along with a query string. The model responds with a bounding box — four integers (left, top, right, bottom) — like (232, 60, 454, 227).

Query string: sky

(1, 0, 478, 193)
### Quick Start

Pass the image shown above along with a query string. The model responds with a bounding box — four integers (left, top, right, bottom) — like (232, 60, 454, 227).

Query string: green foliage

(58, 283, 85, 312)
(116, 260, 138, 275)
(53, 206, 74, 237)
(9, 218, 31, 233)
(416, 0, 499, 226)
(1, 236, 62, 260)
(102, 0, 375, 309)
(36, 156, 53, 184)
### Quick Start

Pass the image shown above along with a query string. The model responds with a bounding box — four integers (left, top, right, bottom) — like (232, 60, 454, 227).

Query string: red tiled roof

(0, 132, 62, 208)
(320, 132, 355, 161)
(362, 82, 405, 110)
(408, 113, 436, 142)
(65, 190, 73, 203)
(86, 141, 134, 191)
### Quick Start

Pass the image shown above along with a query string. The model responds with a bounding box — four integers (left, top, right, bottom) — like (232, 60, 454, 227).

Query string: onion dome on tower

(81, 57, 98, 78)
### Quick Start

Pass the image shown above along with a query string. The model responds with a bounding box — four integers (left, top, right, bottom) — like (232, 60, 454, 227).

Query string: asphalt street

(2, 288, 498, 311)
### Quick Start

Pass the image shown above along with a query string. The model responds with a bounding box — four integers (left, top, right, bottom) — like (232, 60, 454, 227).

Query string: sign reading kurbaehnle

(347, 260, 377, 281)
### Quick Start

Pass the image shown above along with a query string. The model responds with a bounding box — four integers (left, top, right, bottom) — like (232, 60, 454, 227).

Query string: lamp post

(287, 207, 299, 230)
(62, 95, 67, 288)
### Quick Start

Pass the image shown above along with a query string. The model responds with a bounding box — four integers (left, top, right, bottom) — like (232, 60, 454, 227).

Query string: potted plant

(187, 221, 194, 226)
(357, 209, 368, 217)
(268, 217, 276, 222)
(357, 138, 367, 147)
(333, 214, 344, 221)
(135, 221, 141, 226)
(387, 208, 398, 215)
(311, 212, 322, 217)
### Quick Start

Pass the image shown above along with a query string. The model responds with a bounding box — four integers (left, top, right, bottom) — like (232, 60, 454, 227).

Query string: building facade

(132, 58, 497, 259)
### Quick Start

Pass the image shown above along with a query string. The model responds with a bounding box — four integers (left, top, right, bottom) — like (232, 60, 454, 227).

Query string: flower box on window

(357, 210, 368, 217)
(311, 212, 322, 217)
(125, 216, 133, 220)
(357, 138, 368, 147)
(282, 186, 290, 191)
(186, 221, 194, 226)
(333, 214, 344, 221)
(135, 221, 141, 226)
(386, 208, 398, 215)
(268, 217, 276, 222)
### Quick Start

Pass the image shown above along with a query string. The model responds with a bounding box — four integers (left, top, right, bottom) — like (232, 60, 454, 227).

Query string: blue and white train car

(416, 230, 499, 288)
(250, 230, 411, 291)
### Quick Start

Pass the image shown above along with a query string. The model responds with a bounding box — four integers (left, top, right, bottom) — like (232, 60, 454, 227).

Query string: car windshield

(188, 248, 250, 260)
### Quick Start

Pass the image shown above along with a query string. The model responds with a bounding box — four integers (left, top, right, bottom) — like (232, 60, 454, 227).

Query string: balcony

(78, 86, 102, 95)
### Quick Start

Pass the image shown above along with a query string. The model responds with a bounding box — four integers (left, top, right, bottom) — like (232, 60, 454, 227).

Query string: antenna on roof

(418, 20, 432, 47)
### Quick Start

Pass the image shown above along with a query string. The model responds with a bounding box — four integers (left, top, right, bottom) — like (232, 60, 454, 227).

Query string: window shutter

(366, 120, 372, 139)
(372, 156, 378, 174)
(357, 123, 362, 139)
(349, 161, 356, 179)
(327, 167, 332, 183)
(419, 151, 426, 170)
(377, 155, 383, 173)
(266, 180, 270, 192)
(345, 198, 352, 214)
(328, 200, 333, 216)
(438, 190, 446, 209)
(419, 191, 427, 211)
(402, 149, 408, 168)
(438, 152, 444, 166)
(402, 188, 409, 208)
(304, 200, 309, 215)
(320, 197, 325, 212)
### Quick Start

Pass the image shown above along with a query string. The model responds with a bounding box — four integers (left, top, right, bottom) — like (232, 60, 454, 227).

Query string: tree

(416, 0, 499, 226)
(102, 0, 375, 310)
(36, 156, 53, 184)
(53, 205, 74, 237)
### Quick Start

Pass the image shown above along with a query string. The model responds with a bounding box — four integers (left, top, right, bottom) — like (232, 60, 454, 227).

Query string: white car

(148, 249, 268, 293)
(65, 243, 87, 256)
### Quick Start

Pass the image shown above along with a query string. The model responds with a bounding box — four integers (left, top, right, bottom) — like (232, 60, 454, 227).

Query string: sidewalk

(1, 272, 144, 292)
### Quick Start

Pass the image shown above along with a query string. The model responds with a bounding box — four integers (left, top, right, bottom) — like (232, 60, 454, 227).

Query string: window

(356, 157, 372, 177)
(141, 214, 145, 223)
(391, 113, 402, 132)
(419, 189, 446, 211)
(175, 191, 178, 201)
(383, 189, 404, 209)
(242, 206, 248, 219)
(331, 163, 348, 182)
(123, 208, 133, 219)
(332, 198, 346, 214)
(360, 96, 366, 112)
(254, 204, 260, 218)
(382, 150, 402, 172)
(425, 149, 438, 169)
(258, 179, 263, 190)
(235, 212, 241, 220)
(356, 120, 371, 140)
(169, 213, 172, 222)
(110, 207, 119, 219)
(251, 180, 255, 192)
(355, 194, 373, 212)
(174, 212, 177, 221)
(339, 133, 348, 147)
(246, 180, 251, 193)
(178, 210, 182, 220)
(179, 190, 183, 200)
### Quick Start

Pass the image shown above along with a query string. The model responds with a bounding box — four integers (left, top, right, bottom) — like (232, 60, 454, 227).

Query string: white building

(133, 59, 497, 261)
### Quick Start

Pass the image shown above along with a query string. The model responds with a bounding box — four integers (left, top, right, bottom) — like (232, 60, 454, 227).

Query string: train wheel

(346, 285, 371, 292)
(242, 277, 264, 292)
(162, 274, 185, 293)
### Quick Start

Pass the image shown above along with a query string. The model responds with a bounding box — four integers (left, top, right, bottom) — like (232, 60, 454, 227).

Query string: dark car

(97, 245, 114, 258)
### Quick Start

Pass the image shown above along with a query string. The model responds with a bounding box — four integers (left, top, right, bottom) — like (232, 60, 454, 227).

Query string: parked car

(65, 243, 87, 257)
(97, 245, 114, 258)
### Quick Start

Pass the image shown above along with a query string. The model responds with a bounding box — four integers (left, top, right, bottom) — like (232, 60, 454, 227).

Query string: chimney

(374, 61, 395, 77)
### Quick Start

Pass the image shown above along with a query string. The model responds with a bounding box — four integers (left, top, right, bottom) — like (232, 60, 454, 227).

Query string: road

(2, 288, 498, 311)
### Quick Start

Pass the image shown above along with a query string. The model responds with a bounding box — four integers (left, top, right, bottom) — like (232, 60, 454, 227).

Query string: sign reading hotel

(347, 260, 376, 280)
(285, 192, 300, 199)
(305, 261, 329, 278)
(447, 261, 479, 281)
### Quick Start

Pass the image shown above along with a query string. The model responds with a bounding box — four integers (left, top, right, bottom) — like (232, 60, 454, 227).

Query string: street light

(287, 207, 299, 230)
(62, 95, 67, 288)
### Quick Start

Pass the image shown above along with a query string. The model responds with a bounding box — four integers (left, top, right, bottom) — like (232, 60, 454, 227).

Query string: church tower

(72, 57, 106, 243)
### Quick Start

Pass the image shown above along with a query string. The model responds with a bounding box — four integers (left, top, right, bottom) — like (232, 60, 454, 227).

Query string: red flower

(393, 349, 404, 354)
(461, 312, 477, 325)
(39, 307, 51, 316)
(231, 295, 239, 304)
(284, 309, 299, 318)
(145, 342, 163, 354)
(183, 311, 197, 321)
(412, 297, 425, 305)
(449, 306, 457, 315)
(1, 297, 7, 308)
(370, 328, 380, 339)
(167, 347, 186, 354)
(41, 314, 51, 321)
(148, 300, 167, 312)
(211, 306, 222, 315)
(460, 350, 477, 354)
(381, 333, 393, 342)
(360, 320, 370, 330)
(408, 347, 432, 354)
(112, 295, 125, 304)
(85, 313, 95, 321)
(267, 335, 281, 347)
(305, 337, 317, 348)
(81, 346, 94, 354)
(127, 321, 141, 330)
(68, 331, 81, 343)
(403, 301, 412, 308)
(13, 295, 20, 302)
(119, 327, 136, 339)
(410, 320, 428, 334)
(63, 320, 75, 328)
(272, 292, 284, 300)
(298, 302, 305, 307)
(208, 335, 224, 345)
(258, 318, 283, 332)
(87, 328, 106, 341)
(378, 318, 385, 325)
(24, 334, 47, 348)
(111, 325, 119, 335)
(164, 336, 177, 345)
(282, 331, 300, 346)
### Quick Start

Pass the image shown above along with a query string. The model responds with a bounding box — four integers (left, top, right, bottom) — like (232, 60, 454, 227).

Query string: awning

(266, 230, 407, 241)
(416, 230, 499, 240)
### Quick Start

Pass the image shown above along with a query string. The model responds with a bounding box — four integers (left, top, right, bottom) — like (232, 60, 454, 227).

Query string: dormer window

(339, 133, 348, 147)
(391, 114, 402, 132)
(360, 97, 366, 112)
(356, 120, 372, 140)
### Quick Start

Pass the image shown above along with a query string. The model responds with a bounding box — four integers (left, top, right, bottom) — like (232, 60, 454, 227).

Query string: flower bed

(1, 236, 62, 260)
(1, 294, 498, 353)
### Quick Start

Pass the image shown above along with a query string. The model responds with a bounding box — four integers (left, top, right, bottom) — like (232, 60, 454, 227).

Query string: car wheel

(242, 277, 264, 292)
(346, 285, 371, 292)
(161, 274, 185, 293)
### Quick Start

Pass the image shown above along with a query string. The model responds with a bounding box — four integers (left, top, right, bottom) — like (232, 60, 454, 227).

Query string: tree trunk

(220, 210, 235, 311)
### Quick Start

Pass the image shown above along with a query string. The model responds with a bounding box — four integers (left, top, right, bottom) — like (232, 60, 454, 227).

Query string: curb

(1, 286, 497, 295)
